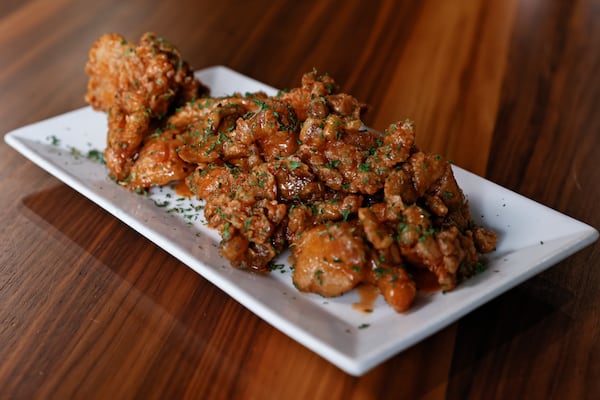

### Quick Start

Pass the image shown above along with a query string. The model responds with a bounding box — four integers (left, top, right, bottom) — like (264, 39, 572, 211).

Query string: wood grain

(0, 0, 598, 399)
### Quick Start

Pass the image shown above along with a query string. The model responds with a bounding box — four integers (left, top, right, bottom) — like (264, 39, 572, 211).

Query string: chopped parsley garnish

(47, 135, 60, 146)
(87, 149, 105, 164)
(358, 162, 371, 172)
(287, 160, 302, 170)
(314, 269, 324, 285)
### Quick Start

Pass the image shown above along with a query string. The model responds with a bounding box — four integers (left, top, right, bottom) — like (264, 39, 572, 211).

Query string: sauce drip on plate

(352, 284, 379, 313)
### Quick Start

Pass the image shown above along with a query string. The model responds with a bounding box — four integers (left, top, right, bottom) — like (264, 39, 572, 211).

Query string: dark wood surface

(1, 0, 599, 398)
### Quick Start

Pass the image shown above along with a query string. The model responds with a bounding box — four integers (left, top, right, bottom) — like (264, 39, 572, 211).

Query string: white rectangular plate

(5, 66, 598, 376)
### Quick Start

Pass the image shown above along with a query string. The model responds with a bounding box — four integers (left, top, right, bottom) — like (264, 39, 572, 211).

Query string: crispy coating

(85, 35, 498, 313)
(292, 222, 367, 297)
(188, 163, 287, 271)
(364, 249, 417, 313)
(85, 32, 207, 182)
(127, 127, 194, 189)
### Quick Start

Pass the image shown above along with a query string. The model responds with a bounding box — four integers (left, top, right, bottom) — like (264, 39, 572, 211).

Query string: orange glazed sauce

(352, 284, 380, 313)
(412, 268, 441, 294)
(174, 181, 194, 197)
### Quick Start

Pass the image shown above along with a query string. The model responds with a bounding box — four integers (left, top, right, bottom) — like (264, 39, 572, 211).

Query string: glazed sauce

(352, 284, 379, 313)
(412, 268, 440, 294)
(174, 181, 193, 197)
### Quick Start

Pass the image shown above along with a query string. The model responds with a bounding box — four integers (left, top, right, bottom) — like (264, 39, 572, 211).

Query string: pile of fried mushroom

(85, 33, 498, 313)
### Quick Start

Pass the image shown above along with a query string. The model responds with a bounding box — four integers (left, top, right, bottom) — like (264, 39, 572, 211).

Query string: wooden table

(1, 1, 599, 398)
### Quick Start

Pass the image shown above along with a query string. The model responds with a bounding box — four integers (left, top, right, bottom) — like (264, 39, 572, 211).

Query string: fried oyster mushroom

(85, 32, 207, 183)
(84, 35, 498, 313)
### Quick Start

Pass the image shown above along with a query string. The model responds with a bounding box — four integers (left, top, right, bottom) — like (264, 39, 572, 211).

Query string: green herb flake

(314, 269, 324, 285)
(86, 149, 105, 164)
(288, 160, 302, 170)
(47, 135, 60, 146)
(69, 147, 83, 158)
(325, 159, 340, 169)
(358, 162, 371, 172)
(341, 209, 351, 221)
(222, 222, 231, 240)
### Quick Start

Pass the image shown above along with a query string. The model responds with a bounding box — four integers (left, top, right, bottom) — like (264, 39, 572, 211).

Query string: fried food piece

(268, 156, 325, 202)
(103, 106, 149, 181)
(170, 93, 299, 169)
(174, 98, 246, 165)
(222, 94, 299, 164)
(126, 127, 194, 190)
(279, 69, 338, 121)
(291, 222, 366, 297)
(279, 69, 366, 121)
(190, 164, 287, 271)
(364, 252, 417, 313)
(85, 32, 201, 115)
(84, 33, 126, 112)
(375, 268, 417, 313)
(285, 192, 363, 245)
(85, 32, 206, 181)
